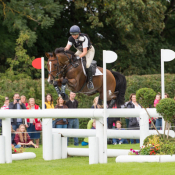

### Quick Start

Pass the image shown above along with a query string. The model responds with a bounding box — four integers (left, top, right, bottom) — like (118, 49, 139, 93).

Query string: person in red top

(14, 124, 38, 148)
(21, 95, 28, 108)
(25, 98, 40, 147)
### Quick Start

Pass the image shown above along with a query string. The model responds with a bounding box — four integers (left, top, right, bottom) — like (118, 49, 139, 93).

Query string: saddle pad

(81, 58, 103, 76)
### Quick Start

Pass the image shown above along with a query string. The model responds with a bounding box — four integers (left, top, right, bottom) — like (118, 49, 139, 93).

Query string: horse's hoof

(61, 93, 69, 101)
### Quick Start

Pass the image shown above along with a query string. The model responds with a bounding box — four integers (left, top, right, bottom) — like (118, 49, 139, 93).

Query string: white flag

(103, 50, 117, 63)
(161, 49, 175, 62)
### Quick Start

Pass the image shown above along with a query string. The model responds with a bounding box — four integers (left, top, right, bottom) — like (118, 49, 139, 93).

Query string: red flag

(32, 58, 41, 69)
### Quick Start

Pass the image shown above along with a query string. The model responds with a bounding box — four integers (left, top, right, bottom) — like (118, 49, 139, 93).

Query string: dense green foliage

(156, 98, 175, 123)
(0, 0, 175, 79)
(136, 88, 156, 108)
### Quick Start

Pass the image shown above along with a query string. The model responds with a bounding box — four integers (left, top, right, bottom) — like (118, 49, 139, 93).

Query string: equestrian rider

(64, 25, 95, 90)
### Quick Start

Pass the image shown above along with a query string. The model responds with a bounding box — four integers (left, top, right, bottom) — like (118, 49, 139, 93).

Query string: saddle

(71, 55, 97, 76)
(82, 57, 97, 76)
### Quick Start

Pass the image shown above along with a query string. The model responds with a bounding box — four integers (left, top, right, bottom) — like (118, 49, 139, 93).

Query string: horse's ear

(53, 52, 56, 58)
(45, 52, 50, 59)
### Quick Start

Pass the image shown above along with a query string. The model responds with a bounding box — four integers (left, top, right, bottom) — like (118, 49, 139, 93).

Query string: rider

(64, 25, 95, 89)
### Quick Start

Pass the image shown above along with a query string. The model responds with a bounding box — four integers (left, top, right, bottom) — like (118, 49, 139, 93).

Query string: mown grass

(1, 144, 175, 175)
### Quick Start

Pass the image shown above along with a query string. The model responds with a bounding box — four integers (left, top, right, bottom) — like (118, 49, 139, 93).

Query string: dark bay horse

(46, 47, 126, 107)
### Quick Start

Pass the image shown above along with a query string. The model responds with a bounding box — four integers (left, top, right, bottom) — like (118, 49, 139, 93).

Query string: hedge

(0, 74, 175, 129)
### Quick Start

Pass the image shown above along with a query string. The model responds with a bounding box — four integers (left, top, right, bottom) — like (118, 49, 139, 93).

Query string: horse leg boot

(53, 81, 61, 96)
(61, 79, 68, 100)
(87, 66, 94, 89)
(108, 99, 116, 108)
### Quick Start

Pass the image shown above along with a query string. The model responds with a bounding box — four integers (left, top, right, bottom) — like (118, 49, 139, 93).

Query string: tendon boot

(87, 66, 94, 89)
(61, 79, 69, 100)
(108, 99, 116, 108)
(53, 81, 61, 96)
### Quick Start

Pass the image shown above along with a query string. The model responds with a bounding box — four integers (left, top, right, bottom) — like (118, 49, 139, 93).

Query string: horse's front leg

(53, 79, 62, 96)
(60, 78, 69, 100)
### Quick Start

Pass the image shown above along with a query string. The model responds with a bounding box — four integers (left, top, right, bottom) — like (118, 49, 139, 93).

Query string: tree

(156, 98, 175, 138)
(0, 0, 63, 79)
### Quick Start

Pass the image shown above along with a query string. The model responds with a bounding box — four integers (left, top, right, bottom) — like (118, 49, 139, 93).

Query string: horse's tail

(110, 70, 126, 106)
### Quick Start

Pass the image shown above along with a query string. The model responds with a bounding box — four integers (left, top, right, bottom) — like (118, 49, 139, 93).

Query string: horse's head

(46, 48, 74, 84)
(45, 52, 58, 84)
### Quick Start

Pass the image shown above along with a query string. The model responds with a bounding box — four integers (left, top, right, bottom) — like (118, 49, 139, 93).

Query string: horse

(45, 47, 126, 107)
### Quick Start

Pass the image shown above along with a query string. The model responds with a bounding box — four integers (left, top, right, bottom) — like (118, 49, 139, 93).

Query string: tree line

(0, 0, 175, 80)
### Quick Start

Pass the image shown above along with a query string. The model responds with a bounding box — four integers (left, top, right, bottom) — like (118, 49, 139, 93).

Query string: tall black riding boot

(87, 66, 94, 89)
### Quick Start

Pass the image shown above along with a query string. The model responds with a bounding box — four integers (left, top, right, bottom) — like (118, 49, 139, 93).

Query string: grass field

(1, 144, 175, 175)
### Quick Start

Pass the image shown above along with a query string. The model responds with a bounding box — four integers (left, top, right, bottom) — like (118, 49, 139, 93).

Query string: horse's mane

(48, 52, 53, 57)
(55, 47, 75, 56)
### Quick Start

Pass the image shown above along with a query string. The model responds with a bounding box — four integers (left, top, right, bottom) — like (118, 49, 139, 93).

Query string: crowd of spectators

(0, 92, 175, 147)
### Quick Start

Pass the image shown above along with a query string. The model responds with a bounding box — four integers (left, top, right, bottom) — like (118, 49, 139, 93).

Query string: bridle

(48, 52, 75, 80)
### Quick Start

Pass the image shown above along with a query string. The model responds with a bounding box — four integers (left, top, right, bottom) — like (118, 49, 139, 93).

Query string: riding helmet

(70, 25, 81, 35)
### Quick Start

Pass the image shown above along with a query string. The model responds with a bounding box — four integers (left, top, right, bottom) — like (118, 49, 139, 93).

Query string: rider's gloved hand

(76, 56, 80, 59)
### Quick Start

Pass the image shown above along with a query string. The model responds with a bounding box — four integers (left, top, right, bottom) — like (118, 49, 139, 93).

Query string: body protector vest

(68, 33, 92, 52)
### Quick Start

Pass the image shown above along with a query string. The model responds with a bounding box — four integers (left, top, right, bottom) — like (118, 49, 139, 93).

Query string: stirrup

(87, 81, 94, 89)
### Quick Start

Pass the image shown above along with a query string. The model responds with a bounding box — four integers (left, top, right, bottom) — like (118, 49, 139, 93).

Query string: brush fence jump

(0, 108, 170, 164)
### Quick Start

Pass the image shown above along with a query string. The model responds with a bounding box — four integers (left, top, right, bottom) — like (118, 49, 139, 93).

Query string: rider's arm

(65, 39, 72, 51)
(65, 44, 71, 51)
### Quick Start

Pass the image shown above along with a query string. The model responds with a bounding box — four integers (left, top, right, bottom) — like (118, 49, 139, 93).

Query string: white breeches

(75, 46, 95, 68)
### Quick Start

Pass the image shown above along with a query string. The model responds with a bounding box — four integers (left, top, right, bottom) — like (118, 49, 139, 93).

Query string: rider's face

(72, 34, 79, 39)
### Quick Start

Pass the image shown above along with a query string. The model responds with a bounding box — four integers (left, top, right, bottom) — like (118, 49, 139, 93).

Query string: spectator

(1, 96, 9, 109)
(112, 121, 128, 145)
(54, 96, 68, 128)
(45, 93, 54, 109)
(152, 94, 161, 129)
(21, 95, 28, 108)
(66, 92, 79, 146)
(91, 119, 96, 129)
(154, 94, 161, 107)
(164, 93, 169, 98)
(91, 96, 102, 108)
(25, 98, 40, 147)
(9, 93, 26, 131)
(45, 94, 55, 128)
(81, 119, 95, 146)
(126, 93, 140, 144)
(0, 97, 10, 127)
(155, 93, 169, 130)
(14, 124, 38, 148)
(11, 125, 21, 148)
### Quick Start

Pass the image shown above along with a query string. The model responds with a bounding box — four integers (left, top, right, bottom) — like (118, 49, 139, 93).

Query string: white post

(96, 118, 104, 163)
(2, 118, 12, 163)
(140, 110, 149, 147)
(41, 56, 53, 160)
(161, 50, 165, 131)
(161, 49, 175, 131)
(43, 119, 52, 160)
(102, 50, 117, 163)
(103, 50, 108, 163)
(52, 133, 62, 160)
(89, 137, 99, 164)
(0, 136, 5, 163)
(41, 56, 45, 110)
(161, 50, 165, 101)
(61, 137, 67, 159)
